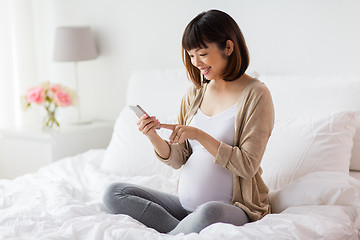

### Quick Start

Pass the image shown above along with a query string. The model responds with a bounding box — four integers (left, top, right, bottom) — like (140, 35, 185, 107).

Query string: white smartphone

(129, 105, 160, 129)
(129, 105, 148, 118)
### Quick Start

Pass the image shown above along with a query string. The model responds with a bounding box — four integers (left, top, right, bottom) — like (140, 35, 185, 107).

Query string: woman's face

(187, 42, 229, 81)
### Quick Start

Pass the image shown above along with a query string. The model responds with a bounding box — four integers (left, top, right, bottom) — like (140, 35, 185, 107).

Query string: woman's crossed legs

(103, 182, 249, 234)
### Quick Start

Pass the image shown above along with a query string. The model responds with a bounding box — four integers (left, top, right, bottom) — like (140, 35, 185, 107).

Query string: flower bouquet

(23, 82, 75, 129)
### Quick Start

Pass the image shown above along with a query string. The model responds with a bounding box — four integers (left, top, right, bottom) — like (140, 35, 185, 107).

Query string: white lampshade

(53, 26, 98, 62)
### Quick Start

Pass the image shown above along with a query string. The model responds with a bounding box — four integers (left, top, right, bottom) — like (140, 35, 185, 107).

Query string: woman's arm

(137, 114, 170, 158)
(161, 123, 220, 158)
(137, 114, 189, 169)
(194, 130, 221, 157)
(147, 132, 171, 159)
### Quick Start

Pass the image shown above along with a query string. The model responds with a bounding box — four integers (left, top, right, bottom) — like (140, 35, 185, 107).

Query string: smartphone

(129, 105, 160, 129)
(129, 105, 148, 118)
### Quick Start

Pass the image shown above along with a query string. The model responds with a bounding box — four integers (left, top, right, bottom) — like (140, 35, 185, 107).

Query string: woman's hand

(161, 124, 199, 144)
(137, 114, 160, 138)
(161, 123, 220, 157)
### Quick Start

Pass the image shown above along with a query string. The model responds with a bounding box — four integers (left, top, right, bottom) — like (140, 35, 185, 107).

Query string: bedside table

(0, 121, 114, 179)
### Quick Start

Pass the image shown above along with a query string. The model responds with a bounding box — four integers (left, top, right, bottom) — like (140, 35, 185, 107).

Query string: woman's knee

(195, 201, 249, 226)
(195, 201, 226, 223)
(102, 182, 130, 212)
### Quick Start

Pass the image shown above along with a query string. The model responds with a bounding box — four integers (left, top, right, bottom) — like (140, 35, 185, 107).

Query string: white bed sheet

(0, 150, 359, 240)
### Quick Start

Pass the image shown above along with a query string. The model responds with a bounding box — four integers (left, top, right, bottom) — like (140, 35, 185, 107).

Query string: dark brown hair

(182, 10, 249, 88)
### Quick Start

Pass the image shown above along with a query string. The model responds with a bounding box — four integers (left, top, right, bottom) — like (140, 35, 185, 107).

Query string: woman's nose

(192, 56, 201, 67)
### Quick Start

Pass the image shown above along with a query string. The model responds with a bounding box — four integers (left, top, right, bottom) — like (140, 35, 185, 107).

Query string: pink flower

(54, 91, 72, 107)
(49, 84, 62, 94)
(27, 86, 45, 104)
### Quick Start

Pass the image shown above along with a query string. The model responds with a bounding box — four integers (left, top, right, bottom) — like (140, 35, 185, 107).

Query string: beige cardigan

(156, 78, 275, 221)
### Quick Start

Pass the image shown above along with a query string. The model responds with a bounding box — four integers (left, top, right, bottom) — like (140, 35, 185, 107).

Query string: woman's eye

(200, 53, 207, 57)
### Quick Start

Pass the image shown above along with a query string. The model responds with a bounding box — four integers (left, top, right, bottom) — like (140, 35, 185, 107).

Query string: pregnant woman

(103, 9, 274, 234)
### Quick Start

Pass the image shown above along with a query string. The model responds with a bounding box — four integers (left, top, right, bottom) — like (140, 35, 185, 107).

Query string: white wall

(29, 0, 360, 123)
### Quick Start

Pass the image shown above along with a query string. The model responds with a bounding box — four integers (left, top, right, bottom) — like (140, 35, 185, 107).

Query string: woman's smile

(200, 67, 211, 75)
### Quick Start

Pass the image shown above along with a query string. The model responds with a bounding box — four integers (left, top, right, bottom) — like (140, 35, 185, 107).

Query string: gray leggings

(102, 182, 250, 234)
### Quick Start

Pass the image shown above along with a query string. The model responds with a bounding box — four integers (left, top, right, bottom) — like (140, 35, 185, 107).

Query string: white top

(178, 104, 236, 211)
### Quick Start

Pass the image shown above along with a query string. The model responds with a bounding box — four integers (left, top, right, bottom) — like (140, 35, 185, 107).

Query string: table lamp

(53, 26, 98, 124)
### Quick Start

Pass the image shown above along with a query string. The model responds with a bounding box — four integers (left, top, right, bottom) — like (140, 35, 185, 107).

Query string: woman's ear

(225, 40, 234, 56)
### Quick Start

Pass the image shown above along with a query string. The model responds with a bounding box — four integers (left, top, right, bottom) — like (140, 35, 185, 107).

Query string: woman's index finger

(160, 124, 176, 130)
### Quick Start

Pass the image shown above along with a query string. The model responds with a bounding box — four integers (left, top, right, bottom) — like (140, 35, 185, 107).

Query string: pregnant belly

(178, 150, 233, 212)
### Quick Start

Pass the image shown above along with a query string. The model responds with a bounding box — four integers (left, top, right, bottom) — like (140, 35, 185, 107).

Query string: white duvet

(0, 150, 359, 240)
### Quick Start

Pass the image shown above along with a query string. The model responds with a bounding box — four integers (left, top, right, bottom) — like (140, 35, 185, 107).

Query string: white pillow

(100, 106, 178, 178)
(269, 171, 360, 213)
(261, 111, 357, 191)
(261, 75, 360, 171)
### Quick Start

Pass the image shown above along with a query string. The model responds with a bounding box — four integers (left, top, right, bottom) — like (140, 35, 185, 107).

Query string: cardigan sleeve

(214, 83, 275, 179)
(155, 85, 198, 169)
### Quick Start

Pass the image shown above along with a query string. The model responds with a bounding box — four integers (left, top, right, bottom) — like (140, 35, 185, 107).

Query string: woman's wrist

(146, 130, 159, 141)
(193, 128, 202, 141)
(195, 129, 220, 157)
(148, 133, 171, 159)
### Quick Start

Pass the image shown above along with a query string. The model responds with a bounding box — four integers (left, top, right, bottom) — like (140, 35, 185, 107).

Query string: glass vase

(43, 109, 60, 131)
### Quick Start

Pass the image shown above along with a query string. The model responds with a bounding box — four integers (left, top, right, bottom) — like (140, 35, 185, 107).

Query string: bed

(1, 68, 360, 239)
